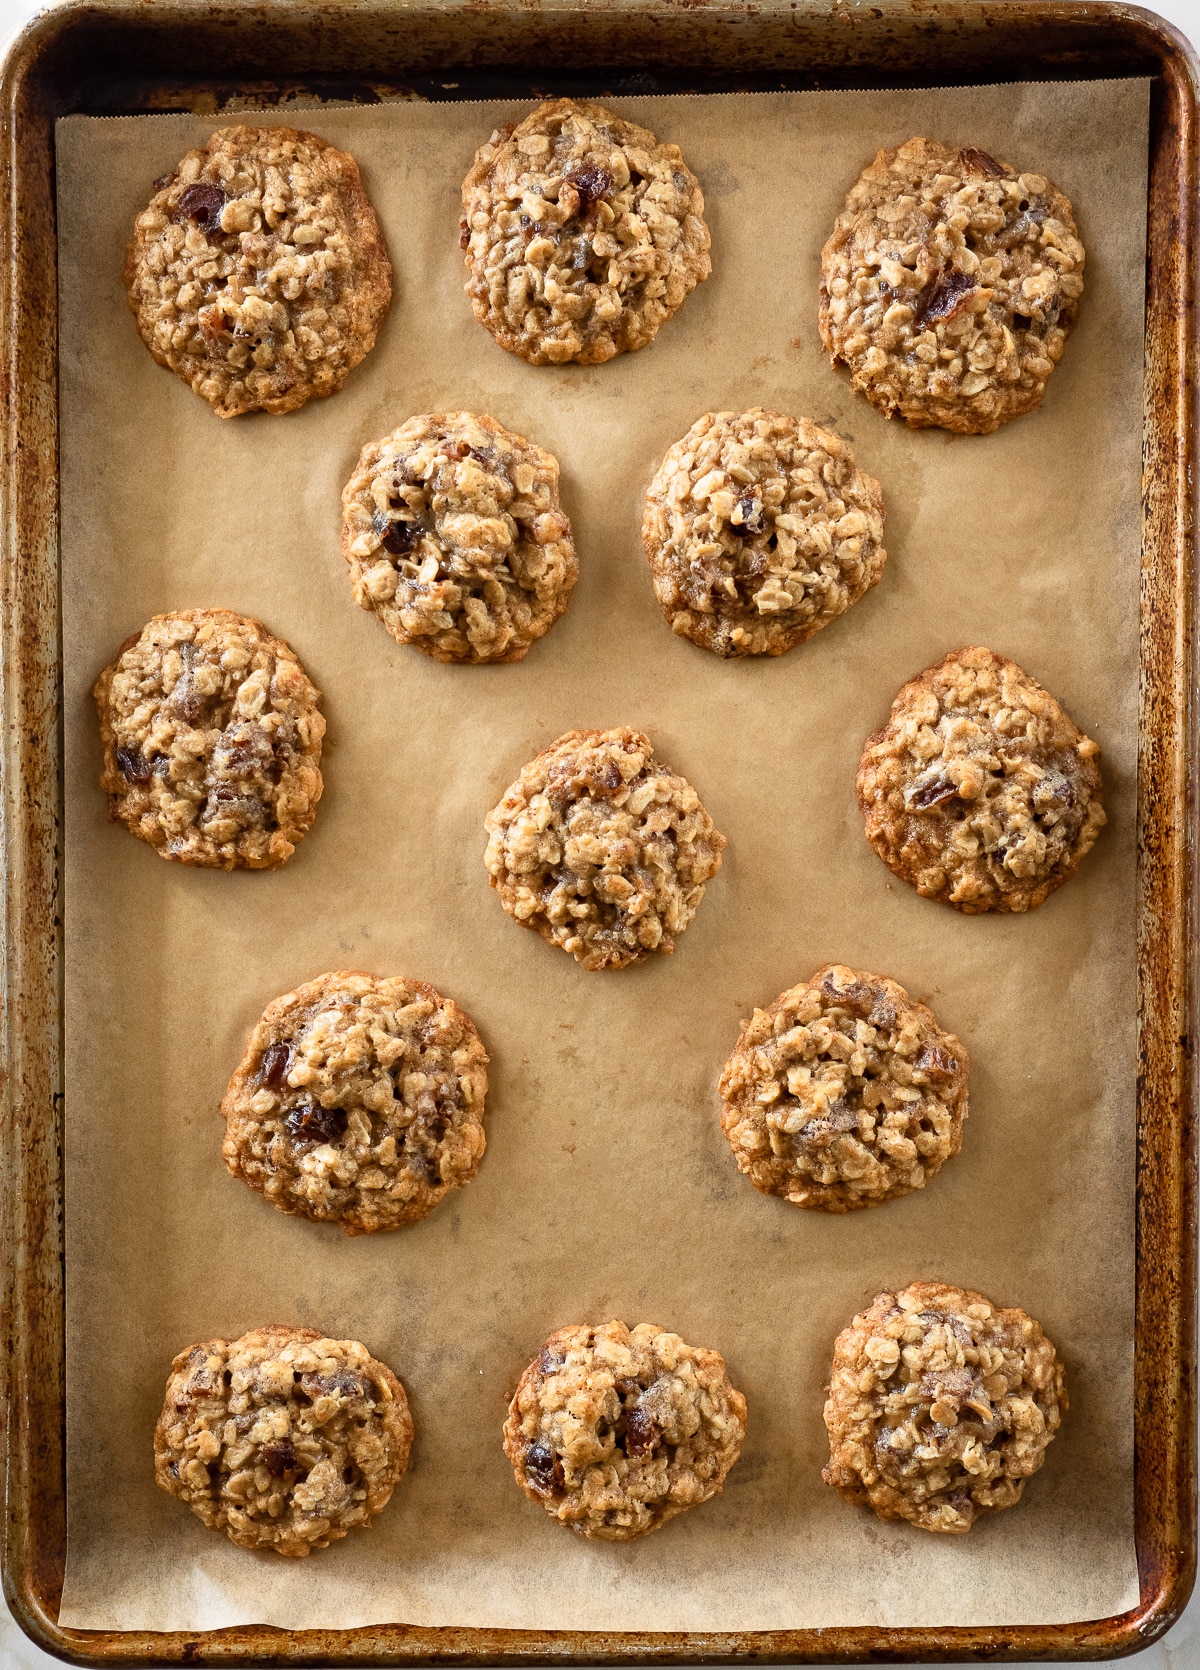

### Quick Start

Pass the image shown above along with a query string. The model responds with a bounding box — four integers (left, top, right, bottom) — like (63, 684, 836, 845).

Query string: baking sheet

(55, 79, 1147, 1632)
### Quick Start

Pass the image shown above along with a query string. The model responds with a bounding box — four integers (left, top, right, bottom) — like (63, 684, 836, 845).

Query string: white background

(0, 0, 1195, 1664)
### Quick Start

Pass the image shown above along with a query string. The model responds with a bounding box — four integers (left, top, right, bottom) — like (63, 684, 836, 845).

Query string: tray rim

(1, 0, 1196, 1662)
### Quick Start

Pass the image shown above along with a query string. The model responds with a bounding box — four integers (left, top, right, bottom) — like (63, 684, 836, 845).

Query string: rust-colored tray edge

(0, 2, 1195, 1663)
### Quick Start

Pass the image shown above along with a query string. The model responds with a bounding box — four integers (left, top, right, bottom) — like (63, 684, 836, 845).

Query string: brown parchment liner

(55, 81, 1146, 1632)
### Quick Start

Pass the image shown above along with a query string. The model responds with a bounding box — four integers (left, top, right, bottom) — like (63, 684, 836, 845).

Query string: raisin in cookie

(823, 1282, 1066, 1533)
(221, 971, 488, 1234)
(856, 646, 1105, 913)
(461, 98, 710, 366)
(341, 412, 577, 664)
(820, 138, 1084, 433)
(94, 609, 324, 871)
(642, 408, 886, 657)
(484, 727, 726, 971)
(719, 966, 968, 1211)
(126, 125, 391, 417)
(504, 1320, 746, 1540)
(155, 1324, 412, 1556)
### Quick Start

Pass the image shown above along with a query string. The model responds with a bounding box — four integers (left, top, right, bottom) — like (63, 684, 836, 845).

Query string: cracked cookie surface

(461, 98, 710, 365)
(341, 412, 577, 663)
(857, 646, 1105, 913)
(719, 965, 968, 1211)
(483, 727, 726, 971)
(154, 1324, 413, 1556)
(823, 1282, 1066, 1532)
(94, 608, 324, 870)
(643, 408, 886, 657)
(126, 125, 391, 417)
(503, 1320, 746, 1540)
(222, 971, 489, 1234)
(819, 138, 1084, 433)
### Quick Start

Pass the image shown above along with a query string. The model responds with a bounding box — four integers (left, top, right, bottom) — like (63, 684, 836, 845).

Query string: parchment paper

(56, 79, 1148, 1632)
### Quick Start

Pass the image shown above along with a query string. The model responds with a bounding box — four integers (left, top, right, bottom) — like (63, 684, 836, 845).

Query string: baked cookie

(126, 125, 391, 417)
(460, 98, 710, 365)
(820, 138, 1085, 433)
(503, 1320, 746, 1540)
(222, 971, 488, 1234)
(718, 965, 968, 1211)
(340, 412, 577, 664)
(483, 727, 726, 970)
(823, 1282, 1066, 1532)
(642, 408, 886, 657)
(154, 1324, 413, 1556)
(857, 646, 1105, 913)
(94, 609, 324, 870)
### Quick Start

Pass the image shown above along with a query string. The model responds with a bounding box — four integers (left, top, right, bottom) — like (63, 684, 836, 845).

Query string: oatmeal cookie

(460, 98, 710, 365)
(125, 125, 391, 417)
(94, 609, 324, 870)
(221, 971, 488, 1234)
(341, 412, 578, 664)
(819, 138, 1085, 433)
(483, 727, 726, 971)
(642, 408, 886, 657)
(154, 1324, 413, 1556)
(823, 1282, 1066, 1532)
(719, 965, 968, 1211)
(856, 646, 1105, 912)
(503, 1320, 746, 1539)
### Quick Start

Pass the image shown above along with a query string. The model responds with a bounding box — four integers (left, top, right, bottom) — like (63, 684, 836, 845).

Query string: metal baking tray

(1, 0, 1195, 1661)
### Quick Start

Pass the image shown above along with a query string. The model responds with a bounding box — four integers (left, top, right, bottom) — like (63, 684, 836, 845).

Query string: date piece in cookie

(719, 965, 968, 1211)
(856, 646, 1105, 913)
(823, 1282, 1066, 1532)
(820, 138, 1085, 433)
(643, 408, 886, 657)
(504, 1320, 746, 1540)
(125, 126, 391, 417)
(94, 609, 325, 871)
(483, 727, 726, 971)
(155, 1324, 413, 1556)
(461, 98, 710, 366)
(341, 412, 578, 664)
(222, 971, 488, 1234)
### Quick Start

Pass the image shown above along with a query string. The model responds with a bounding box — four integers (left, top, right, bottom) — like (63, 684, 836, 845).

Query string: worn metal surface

(0, 1, 1195, 1662)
